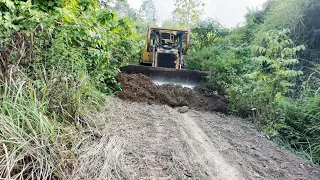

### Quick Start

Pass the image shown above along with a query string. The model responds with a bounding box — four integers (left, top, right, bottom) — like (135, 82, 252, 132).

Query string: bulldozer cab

(141, 26, 190, 69)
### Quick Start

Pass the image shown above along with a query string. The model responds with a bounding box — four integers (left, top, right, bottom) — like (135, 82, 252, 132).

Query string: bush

(227, 29, 320, 163)
(229, 29, 305, 115)
(187, 36, 252, 88)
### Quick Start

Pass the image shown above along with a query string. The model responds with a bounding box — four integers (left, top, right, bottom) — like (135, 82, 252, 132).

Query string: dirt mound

(116, 73, 228, 113)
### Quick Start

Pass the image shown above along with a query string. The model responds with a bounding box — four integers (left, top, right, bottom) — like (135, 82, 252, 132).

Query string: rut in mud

(69, 98, 320, 180)
(116, 73, 228, 113)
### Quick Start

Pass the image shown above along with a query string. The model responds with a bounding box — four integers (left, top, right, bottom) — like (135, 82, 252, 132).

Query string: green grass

(0, 80, 81, 179)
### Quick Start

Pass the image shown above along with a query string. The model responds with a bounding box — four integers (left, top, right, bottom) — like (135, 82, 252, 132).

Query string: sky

(127, 0, 267, 27)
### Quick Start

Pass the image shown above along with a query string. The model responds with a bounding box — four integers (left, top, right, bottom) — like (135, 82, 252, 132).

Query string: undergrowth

(0, 81, 75, 179)
(0, 0, 138, 179)
(189, 3, 320, 164)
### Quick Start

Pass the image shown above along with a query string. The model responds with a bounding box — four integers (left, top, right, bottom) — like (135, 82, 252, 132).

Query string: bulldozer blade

(120, 65, 209, 88)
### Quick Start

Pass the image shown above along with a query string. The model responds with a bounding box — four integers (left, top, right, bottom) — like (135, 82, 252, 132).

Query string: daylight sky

(127, 0, 267, 27)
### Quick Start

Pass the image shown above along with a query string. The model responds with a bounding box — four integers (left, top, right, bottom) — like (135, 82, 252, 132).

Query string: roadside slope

(69, 98, 320, 180)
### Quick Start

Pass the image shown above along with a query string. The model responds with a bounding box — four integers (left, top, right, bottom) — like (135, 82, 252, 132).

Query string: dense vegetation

(1, 0, 319, 179)
(0, 0, 139, 178)
(188, 0, 320, 165)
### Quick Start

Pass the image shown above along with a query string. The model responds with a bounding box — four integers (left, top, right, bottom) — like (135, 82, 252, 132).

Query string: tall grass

(295, 70, 320, 163)
(0, 81, 69, 179)
(0, 68, 103, 179)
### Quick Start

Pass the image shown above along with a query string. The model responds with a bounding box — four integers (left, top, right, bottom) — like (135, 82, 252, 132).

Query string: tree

(257, 0, 320, 60)
(162, 19, 184, 28)
(191, 19, 229, 49)
(100, 0, 119, 8)
(140, 0, 157, 21)
(113, 0, 138, 19)
(172, 0, 205, 28)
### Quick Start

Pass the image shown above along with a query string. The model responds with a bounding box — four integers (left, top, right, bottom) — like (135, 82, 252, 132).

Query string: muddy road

(70, 98, 320, 180)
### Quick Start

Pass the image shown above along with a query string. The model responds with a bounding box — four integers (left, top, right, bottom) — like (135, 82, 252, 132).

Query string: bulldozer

(140, 26, 189, 69)
(120, 26, 208, 88)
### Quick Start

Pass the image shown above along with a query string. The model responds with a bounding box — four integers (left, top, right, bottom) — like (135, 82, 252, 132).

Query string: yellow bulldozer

(120, 26, 208, 87)
(140, 26, 190, 69)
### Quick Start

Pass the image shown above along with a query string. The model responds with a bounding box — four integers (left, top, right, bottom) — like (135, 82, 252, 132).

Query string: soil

(69, 98, 320, 180)
(116, 73, 228, 113)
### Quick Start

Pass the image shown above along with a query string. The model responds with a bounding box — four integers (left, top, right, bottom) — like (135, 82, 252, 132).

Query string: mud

(116, 73, 228, 113)
(69, 99, 320, 180)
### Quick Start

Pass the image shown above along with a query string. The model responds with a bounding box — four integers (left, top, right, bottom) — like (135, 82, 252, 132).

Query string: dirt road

(70, 98, 320, 180)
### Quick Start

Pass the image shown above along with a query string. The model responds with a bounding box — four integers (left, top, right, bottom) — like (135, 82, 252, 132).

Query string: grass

(0, 62, 106, 179)
(0, 78, 90, 179)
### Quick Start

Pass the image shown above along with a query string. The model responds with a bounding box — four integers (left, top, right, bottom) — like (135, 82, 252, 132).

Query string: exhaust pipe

(178, 35, 183, 70)
(152, 44, 156, 67)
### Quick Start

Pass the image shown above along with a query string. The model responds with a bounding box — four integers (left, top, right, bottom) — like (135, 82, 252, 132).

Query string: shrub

(229, 29, 304, 115)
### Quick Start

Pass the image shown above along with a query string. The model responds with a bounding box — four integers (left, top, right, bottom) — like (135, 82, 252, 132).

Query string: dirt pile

(116, 73, 228, 113)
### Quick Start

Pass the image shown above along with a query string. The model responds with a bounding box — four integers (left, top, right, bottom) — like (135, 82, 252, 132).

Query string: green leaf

(4, 12, 11, 21)
(281, 51, 285, 58)
(296, 46, 301, 51)
(3, 0, 15, 9)
(12, 25, 20, 31)
(48, 1, 55, 7)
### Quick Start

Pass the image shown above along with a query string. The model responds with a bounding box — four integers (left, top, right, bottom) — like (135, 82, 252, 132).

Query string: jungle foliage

(188, 0, 320, 164)
(0, 0, 139, 178)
